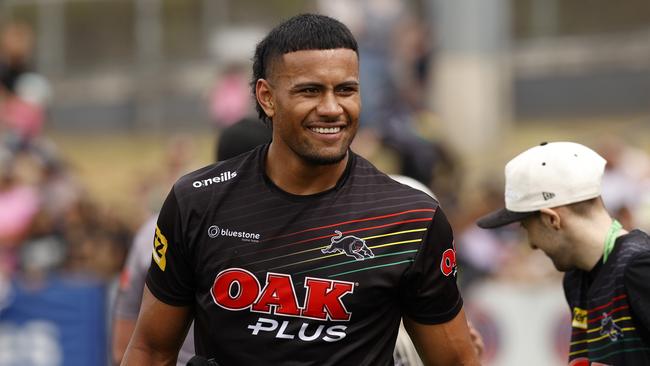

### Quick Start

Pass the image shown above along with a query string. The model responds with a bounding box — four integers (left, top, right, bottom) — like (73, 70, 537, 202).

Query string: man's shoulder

(351, 152, 439, 205)
(173, 148, 258, 199)
(619, 230, 650, 257)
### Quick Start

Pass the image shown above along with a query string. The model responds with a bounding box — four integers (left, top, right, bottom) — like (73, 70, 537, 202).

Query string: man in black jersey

(477, 141, 650, 365)
(122, 14, 479, 366)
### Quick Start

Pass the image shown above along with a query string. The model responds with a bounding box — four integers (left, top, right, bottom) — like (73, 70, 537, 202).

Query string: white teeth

(311, 127, 341, 134)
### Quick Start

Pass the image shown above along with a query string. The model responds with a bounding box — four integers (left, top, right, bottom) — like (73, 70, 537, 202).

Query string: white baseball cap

(477, 141, 607, 228)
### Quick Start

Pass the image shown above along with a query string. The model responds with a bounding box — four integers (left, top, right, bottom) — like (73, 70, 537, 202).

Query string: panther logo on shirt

(600, 312, 623, 341)
(321, 230, 374, 260)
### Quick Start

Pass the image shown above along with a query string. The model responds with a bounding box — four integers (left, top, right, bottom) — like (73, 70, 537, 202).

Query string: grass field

(48, 132, 216, 224)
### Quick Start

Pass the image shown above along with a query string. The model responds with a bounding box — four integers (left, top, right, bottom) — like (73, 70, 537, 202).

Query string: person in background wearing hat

(477, 141, 650, 365)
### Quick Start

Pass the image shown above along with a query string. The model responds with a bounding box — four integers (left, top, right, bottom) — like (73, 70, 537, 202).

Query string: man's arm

(121, 286, 193, 366)
(404, 307, 480, 366)
(624, 252, 650, 331)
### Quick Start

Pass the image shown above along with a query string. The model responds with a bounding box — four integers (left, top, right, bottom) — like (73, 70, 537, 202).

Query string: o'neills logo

(192, 171, 237, 188)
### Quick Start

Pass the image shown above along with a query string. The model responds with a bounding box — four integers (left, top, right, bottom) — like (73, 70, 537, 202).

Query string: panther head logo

(321, 230, 374, 261)
(600, 312, 623, 342)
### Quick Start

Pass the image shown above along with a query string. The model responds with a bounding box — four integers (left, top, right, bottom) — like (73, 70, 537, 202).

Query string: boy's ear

(255, 79, 275, 119)
(539, 207, 561, 230)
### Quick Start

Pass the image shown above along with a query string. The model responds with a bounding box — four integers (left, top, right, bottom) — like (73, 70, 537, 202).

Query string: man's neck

(265, 143, 349, 195)
(572, 211, 628, 272)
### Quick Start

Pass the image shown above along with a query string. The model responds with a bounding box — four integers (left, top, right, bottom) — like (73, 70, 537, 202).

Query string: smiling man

(257, 46, 360, 194)
(121, 14, 479, 366)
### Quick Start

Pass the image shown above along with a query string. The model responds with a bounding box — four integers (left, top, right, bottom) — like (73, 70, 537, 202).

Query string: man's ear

(255, 79, 275, 119)
(539, 207, 561, 230)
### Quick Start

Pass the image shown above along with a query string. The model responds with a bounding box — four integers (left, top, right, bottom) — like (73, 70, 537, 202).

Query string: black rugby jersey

(564, 230, 650, 365)
(146, 145, 462, 366)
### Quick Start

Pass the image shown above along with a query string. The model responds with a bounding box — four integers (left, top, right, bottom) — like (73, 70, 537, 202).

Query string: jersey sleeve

(624, 251, 650, 331)
(399, 207, 462, 324)
(145, 187, 195, 306)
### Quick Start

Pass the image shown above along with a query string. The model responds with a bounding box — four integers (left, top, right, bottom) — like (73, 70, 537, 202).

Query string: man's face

(521, 215, 573, 271)
(266, 48, 360, 165)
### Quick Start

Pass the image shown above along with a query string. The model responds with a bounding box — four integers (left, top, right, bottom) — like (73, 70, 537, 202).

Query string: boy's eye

(337, 86, 357, 94)
(336, 84, 359, 94)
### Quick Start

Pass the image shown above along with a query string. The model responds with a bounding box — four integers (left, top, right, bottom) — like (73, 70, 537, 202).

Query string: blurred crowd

(1, 3, 650, 364)
(0, 21, 132, 287)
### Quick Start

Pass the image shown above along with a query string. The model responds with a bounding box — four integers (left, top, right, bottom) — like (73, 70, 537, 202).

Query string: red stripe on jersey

(587, 294, 627, 314)
(588, 305, 629, 323)
(261, 208, 436, 242)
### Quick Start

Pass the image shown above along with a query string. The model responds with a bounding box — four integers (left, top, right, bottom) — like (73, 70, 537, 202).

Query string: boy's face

(521, 214, 574, 272)
(263, 48, 360, 165)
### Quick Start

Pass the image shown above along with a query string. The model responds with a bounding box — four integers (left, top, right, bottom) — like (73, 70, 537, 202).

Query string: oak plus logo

(192, 170, 237, 188)
(211, 268, 355, 342)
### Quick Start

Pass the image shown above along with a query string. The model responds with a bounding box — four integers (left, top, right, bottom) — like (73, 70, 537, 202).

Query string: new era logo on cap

(542, 192, 555, 201)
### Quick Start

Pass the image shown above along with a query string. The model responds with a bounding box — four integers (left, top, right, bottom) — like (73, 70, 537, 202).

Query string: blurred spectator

(208, 62, 252, 129)
(0, 21, 33, 95)
(0, 21, 52, 144)
(215, 116, 271, 162)
(61, 197, 131, 279)
(0, 145, 40, 275)
(135, 133, 198, 217)
(39, 151, 84, 221)
(389, 14, 434, 117)
(0, 73, 51, 139)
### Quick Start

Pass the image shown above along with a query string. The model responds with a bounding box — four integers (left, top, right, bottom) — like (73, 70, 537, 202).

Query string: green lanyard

(603, 219, 622, 264)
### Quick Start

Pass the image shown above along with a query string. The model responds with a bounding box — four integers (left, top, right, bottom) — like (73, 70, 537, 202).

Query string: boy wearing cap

(477, 141, 650, 365)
